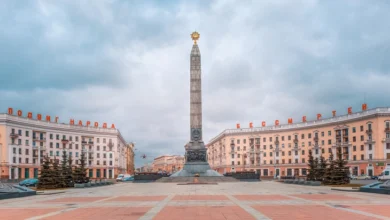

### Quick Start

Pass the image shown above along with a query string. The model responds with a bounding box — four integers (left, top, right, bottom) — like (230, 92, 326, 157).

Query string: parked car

(349, 175, 357, 180)
(19, 178, 38, 187)
(371, 176, 378, 180)
(122, 176, 134, 182)
(355, 174, 371, 180)
(116, 174, 125, 182)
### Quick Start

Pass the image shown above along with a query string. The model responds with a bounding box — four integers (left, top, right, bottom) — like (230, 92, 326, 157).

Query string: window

(328, 140, 331, 145)
(238, 154, 241, 158)
(360, 126, 364, 132)
(321, 132, 324, 137)
(76, 144, 79, 150)
(315, 149, 319, 154)
(237, 139, 240, 144)
(328, 131, 331, 136)
(301, 150, 305, 155)
(263, 145, 266, 150)
(263, 160, 267, 164)
(19, 148, 22, 154)
(109, 161, 113, 166)
(369, 154, 373, 160)
(369, 144, 372, 150)
(56, 151, 59, 156)
(282, 136, 285, 141)
(18, 139, 21, 145)
(288, 136, 291, 140)
(308, 133, 312, 139)
(263, 137, 266, 142)
(353, 146, 356, 151)
(301, 134, 305, 139)
(288, 159, 292, 164)
(103, 146, 106, 151)
(275, 152, 279, 157)
(295, 159, 298, 163)
(263, 153, 266, 157)
(25, 140, 29, 146)
(387, 143, 390, 149)
(269, 137, 272, 142)
(270, 160, 273, 164)
(270, 152, 273, 157)
(50, 151, 53, 156)
(361, 145, 364, 151)
(302, 158, 305, 163)
(237, 161, 240, 165)
(288, 151, 291, 156)
(56, 143, 59, 148)
(322, 148, 325, 154)
(270, 145, 273, 149)
(361, 154, 364, 160)
(25, 158, 29, 164)
(25, 149, 29, 155)
(360, 135, 364, 141)
(56, 134, 59, 140)
(353, 136, 356, 142)
(18, 129, 22, 135)
(97, 145, 100, 151)
(386, 121, 390, 129)
(231, 161, 234, 165)
(103, 138, 106, 143)
(321, 140, 325, 145)
(328, 148, 332, 153)
(243, 139, 246, 144)
(353, 155, 356, 161)
(295, 151, 298, 156)
(76, 152, 79, 157)
(76, 136, 79, 141)
(25, 131, 29, 137)
(308, 141, 311, 146)
(282, 151, 285, 156)
(282, 159, 285, 164)
(276, 160, 279, 164)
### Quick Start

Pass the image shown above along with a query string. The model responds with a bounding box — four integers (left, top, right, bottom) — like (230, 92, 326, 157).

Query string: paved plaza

(1, 181, 390, 220)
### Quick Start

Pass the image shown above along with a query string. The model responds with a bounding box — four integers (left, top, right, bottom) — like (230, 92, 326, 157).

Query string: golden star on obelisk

(191, 31, 200, 44)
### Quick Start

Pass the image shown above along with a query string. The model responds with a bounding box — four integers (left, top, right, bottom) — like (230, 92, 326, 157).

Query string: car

(122, 176, 134, 182)
(19, 178, 38, 187)
(25, 179, 38, 187)
(355, 174, 371, 180)
(349, 175, 357, 180)
(116, 174, 125, 182)
(371, 176, 378, 180)
(378, 168, 390, 181)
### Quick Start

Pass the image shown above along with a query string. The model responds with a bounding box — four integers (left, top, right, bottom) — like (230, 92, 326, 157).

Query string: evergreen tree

(53, 156, 66, 188)
(67, 155, 74, 187)
(323, 152, 335, 184)
(74, 151, 88, 183)
(61, 149, 73, 187)
(333, 146, 350, 184)
(307, 150, 316, 181)
(317, 156, 328, 181)
(37, 155, 56, 189)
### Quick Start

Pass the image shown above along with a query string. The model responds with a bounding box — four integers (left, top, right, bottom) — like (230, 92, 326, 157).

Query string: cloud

(1, 0, 390, 167)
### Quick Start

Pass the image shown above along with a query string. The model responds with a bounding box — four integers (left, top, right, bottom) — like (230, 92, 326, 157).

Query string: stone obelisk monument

(171, 32, 222, 177)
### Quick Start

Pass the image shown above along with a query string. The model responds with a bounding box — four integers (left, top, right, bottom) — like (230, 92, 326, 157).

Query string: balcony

(385, 128, 390, 133)
(10, 133, 19, 138)
(88, 141, 94, 145)
(61, 139, 69, 144)
(81, 140, 87, 144)
(366, 129, 373, 134)
(274, 140, 280, 145)
(293, 139, 298, 144)
(313, 137, 319, 142)
(108, 142, 114, 147)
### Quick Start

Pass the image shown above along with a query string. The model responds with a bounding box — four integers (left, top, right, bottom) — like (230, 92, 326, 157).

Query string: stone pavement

(1, 181, 390, 220)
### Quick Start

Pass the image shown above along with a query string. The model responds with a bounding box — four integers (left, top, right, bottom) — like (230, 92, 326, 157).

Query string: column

(15, 167, 18, 180)
(9, 167, 12, 180)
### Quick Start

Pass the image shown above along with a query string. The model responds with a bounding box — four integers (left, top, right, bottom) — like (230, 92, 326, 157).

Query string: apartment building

(206, 105, 390, 177)
(152, 155, 185, 174)
(0, 110, 128, 179)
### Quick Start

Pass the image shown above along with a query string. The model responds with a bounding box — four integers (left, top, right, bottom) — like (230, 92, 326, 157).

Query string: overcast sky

(1, 0, 390, 168)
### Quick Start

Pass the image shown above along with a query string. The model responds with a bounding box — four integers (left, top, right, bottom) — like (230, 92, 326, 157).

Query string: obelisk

(171, 32, 222, 177)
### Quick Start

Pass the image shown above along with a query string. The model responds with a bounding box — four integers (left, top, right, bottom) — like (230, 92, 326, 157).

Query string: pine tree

(333, 146, 350, 184)
(61, 149, 73, 187)
(74, 151, 87, 184)
(67, 155, 74, 187)
(307, 150, 316, 181)
(317, 156, 328, 182)
(314, 157, 319, 180)
(323, 152, 335, 185)
(53, 156, 65, 188)
(37, 155, 56, 189)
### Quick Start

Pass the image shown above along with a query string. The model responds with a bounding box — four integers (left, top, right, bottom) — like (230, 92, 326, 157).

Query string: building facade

(0, 112, 128, 180)
(206, 106, 390, 177)
(126, 143, 135, 175)
(152, 155, 184, 174)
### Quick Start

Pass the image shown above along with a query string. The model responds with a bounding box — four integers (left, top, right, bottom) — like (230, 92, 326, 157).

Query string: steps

(155, 176, 239, 183)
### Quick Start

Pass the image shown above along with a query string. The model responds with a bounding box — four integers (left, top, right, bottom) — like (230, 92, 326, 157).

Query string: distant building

(207, 105, 390, 177)
(0, 109, 128, 179)
(152, 155, 184, 173)
(126, 143, 135, 174)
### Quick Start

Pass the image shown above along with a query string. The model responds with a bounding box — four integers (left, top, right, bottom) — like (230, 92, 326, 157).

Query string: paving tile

(0, 208, 61, 220)
(105, 195, 167, 202)
(252, 205, 377, 220)
(291, 194, 359, 201)
(347, 205, 390, 218)
(43, 197, 108, 203)
(44, 207, 151, 220)
(154, 206, 255, 220)
(172, 195, 229, 201)
(233, 195, 292, 201)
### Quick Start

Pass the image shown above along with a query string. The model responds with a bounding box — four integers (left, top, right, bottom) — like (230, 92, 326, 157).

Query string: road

(350, 179, 378, 185)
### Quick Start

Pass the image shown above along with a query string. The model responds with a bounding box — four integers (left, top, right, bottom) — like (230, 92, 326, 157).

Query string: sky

(1, 0, 390, 168)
